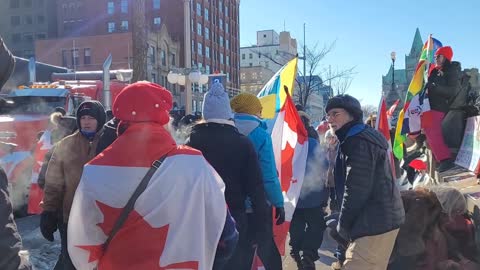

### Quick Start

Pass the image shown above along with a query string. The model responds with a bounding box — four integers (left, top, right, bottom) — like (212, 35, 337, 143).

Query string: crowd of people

(1, 34, 479, 270)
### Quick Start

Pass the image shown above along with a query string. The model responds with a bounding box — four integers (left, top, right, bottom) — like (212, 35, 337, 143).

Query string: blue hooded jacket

(233, 113, 284, 208)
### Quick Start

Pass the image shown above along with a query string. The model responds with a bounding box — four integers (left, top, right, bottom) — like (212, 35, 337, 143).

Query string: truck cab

(0, 84, 93, 214)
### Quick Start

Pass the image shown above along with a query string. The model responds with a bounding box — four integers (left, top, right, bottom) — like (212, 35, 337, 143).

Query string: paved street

(17, 215, 338, 269)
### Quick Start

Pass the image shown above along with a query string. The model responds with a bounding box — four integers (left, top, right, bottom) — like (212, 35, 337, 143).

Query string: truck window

(5, 96, 66, 115)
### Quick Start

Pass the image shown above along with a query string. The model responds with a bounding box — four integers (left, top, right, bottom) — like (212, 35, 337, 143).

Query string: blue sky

(239, 0, 480, 106)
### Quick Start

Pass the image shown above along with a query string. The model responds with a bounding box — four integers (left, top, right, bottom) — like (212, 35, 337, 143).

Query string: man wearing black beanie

(41, 100, 105, 269)
(325, 94, 405, 270)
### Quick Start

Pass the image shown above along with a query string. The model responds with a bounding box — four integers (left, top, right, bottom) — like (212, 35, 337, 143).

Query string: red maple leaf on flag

(77, 201, 199, 270)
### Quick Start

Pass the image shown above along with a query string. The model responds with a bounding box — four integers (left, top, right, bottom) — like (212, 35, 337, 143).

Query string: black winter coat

(186, 122, 269, 225)
(427, 61, 461, 113)
(96, 118, 120, 155)
(336, 122, 405, 241)
(0, 168, 31, 270)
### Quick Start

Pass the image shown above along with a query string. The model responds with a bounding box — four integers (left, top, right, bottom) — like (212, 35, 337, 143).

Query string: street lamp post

(391, 51, 396, 98)
(167, 68, 209, 114)
(183, 0, 193, 114)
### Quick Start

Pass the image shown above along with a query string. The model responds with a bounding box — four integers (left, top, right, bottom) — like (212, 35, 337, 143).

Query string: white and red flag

(68, 124, 227, 270)
(28, 130, 53, 214)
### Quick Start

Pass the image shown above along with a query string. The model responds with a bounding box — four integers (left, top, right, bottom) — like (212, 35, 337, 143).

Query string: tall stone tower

(382, 28, 424, 108)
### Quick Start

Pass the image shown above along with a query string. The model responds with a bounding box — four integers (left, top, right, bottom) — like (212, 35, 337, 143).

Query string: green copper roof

(383, 66, 407, 85)
(409, 28, 423, 56)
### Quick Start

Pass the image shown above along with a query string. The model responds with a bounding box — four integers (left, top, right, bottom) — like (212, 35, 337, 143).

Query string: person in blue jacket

(289, 110, 330, 270)
(230, 92, 285, 270)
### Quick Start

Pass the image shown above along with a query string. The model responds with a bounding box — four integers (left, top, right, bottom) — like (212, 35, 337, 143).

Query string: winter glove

(40, 211, 58, 242)
(336, 224, 350, 243)
(275, 207, 285, 225)
(324, 212, 340, 223)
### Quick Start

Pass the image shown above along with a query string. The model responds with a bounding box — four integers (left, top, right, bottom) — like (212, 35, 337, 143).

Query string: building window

(197, 22, 202, 36)
(226, 39, 229, 50)
(169, 53, 175, 66)
(226, 56, 230, 66)
(107, 22, 115, 33)
(62, 50, 68, 67)
(24, 15, 33, 25)
(11, 33, 21, 42)
(107, 1, 114, 15)
(225, 5, 228, 15)
(121, 0, 128, 13)
(197, 42, 202, 55)
(206, 65, 210, 74)
(196, 2, 201, 16)
(226, 22, 229, 34)
(37, 15, 45, 24)
(10, 0, 19, 8)
(205, 27, 209, 40)
(161, 50, 166, 66)
(151, 73, 156, 83)
(219, 1, 223, 12)
(220, 53, 224, 64)
(240, 73, 246, 80)
(153, 0, 160, 9)
(227, 72, 230, 82)
(71, 49, 79, 67)
(192, 42, 194, 53)
(205, 46, 210, 58)
(219, 19, 223, 30)
(23, 33, 33, 42)
(219, 36, 223, 47)
(121, 20, 128, 31)
(36, 33, 46, 39)
(242, 54, 245, 60)
(154, 17, 161, 25)
(84, 48, 91, 65)
(11, 16, 20, 26)
(149, 46, 155, 64)
(249, 63, 252, 67)
(23, 0, 32, 8)
(205, 8, 209, 20)
(249, 53, 253, 59)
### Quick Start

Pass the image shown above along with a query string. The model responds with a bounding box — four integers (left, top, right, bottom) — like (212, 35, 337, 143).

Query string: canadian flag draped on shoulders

(257, 57, 309, 258)
(68, 82, 227, 270)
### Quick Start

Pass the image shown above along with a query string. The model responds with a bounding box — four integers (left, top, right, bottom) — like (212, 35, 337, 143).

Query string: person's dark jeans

(289, 207, 327, 261)
(53, 212, 64, 270)
(59, 223, 76, 270)
(335, 245, 346, 263)
(243, 208, 282, 270)
(223, 211, 249, 270)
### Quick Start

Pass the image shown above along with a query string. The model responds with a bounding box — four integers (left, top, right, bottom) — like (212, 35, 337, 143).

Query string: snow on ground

(16, 215, 60, 270)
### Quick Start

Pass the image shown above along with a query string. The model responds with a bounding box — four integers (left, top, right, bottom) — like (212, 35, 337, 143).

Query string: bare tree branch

(362, 104, 377, 119)
(248, 40, 356, 109)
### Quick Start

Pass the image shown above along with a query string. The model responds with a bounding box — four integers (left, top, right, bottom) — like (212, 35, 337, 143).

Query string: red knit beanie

(113, 81, 173, 125)
(435, 46, 453, 62)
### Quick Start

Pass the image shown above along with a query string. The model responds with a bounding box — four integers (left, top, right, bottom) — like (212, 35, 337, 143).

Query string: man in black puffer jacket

(326, 95, 405, 270)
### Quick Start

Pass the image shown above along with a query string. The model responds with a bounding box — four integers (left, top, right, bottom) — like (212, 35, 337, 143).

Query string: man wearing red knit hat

(424, 46, 461, 172)
(67, 81, 237, 270)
